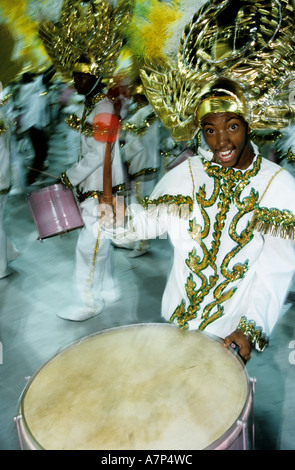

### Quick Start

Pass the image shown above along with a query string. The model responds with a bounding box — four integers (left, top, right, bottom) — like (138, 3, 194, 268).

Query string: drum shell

(27, 183, 84, 239)
(15, 324, 253, 450)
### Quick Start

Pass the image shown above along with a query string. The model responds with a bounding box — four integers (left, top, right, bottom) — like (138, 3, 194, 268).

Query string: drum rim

(17, 322, 251, 450)
(204, 381, 252, 449)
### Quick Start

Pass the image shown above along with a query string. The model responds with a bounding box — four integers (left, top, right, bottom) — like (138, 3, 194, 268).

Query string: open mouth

(216, 149, 235, 162)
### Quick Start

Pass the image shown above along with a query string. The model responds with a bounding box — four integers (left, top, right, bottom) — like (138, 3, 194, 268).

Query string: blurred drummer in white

(0, 111, 20, 279)
(39, 0, 132, 320)
(59, 69, 124, 320)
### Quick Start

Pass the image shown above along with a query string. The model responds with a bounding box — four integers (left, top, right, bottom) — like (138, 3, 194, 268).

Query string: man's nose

(216, 130, 229, 148)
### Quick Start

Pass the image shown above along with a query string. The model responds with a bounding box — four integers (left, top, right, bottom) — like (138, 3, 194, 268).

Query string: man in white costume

(18, 67, 55, 185)
(116, 106, 295, 361)
(0, 110, 20, 279)
(39, 0, 132, 320)
(108, 0, 295, 361)
(60, 69, 125, 319)
(0, 23, 22, 278)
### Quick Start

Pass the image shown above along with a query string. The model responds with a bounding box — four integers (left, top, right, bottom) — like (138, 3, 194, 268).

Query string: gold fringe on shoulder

(251, 207, 295, 240)
(139, 194, 193, 219)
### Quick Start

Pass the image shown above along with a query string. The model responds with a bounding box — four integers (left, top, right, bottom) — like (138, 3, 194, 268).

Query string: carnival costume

(116, 0, 295, 350)
(39, 0, 132, 320)
(0, 24, 23, 278)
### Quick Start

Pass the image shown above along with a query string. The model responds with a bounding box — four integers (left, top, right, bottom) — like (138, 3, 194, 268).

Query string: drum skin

(27, 184, 84, 239)
(17, 324, 252, 450)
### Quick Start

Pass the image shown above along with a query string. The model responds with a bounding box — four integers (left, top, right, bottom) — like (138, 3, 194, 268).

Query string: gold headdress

(139, 0, 295, 141)
(0, 23, 23, 90)
(39, 0, 134, 84)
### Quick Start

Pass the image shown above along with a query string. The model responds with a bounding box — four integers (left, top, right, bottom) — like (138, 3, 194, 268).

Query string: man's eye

(230, 124, 238, 130)
(206, 128, 214, 135)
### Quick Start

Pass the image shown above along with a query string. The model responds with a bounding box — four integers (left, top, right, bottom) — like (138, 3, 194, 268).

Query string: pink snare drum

(27, 184, 84, 240)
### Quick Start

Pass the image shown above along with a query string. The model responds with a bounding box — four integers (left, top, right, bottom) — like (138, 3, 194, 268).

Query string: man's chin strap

(85, 77, 102, 98)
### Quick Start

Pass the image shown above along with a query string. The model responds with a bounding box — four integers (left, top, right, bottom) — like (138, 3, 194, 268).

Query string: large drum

(27, 183, 84, 240)
(15, 324, 254, 450)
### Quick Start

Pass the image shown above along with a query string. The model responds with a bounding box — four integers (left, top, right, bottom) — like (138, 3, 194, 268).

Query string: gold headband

(195, 90, 247, 125)
(72, 62, 99, 76)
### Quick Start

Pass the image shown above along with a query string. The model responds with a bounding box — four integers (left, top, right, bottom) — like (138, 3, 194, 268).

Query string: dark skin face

(73, 72, 103, 98)
(201, 112, 254, 170)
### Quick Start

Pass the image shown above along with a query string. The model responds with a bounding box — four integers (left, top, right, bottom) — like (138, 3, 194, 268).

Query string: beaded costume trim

(139, 194, 193, 219)
(0, 187, 11, 194)
(251, 207, 295, 240)
(128, 167, 158, 180)
(61, 172, 125, 202)
(170, 156, 262, 331)
(286, 148, 295, 163)
(66, 114, 94, 137)
(76, 183, 125, 203)
(60, 172, 73, 190)
(121, 111, 158, 136)
(237, 316, 268, 351)
(65, 92, 106, 137)
(0, 121, 7, 136)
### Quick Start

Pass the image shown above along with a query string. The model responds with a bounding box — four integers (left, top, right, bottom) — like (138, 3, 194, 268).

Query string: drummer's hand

(223, 330, 252, 363)
(98, 195, 125, 228)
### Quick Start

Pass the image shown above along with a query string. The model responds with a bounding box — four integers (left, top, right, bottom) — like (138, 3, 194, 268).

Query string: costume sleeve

(109, 160, 194, 242)
(61, 137, 106, 187)
(238, 235, 295, 351)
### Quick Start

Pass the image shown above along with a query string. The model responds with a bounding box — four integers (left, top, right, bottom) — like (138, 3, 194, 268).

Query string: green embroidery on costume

(171, 155, 262, 330)
(188, 218, 202, 243)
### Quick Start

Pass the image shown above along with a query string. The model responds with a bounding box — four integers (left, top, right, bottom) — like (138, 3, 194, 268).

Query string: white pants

(74, 198, 116, 310)
(0, 194, 8, 278)
(0, 194, 19, 278)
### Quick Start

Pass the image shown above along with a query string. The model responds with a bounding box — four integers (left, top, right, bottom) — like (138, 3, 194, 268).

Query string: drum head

(20, 324, 249, 450)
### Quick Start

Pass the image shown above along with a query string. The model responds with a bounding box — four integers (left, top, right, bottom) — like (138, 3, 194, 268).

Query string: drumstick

(103, 142, 113, 204)
(27, 166, 59, 180)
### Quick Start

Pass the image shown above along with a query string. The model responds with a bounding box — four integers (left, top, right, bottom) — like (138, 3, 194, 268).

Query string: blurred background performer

(39, 0, 133, 321)
(0, 23, 23, 279)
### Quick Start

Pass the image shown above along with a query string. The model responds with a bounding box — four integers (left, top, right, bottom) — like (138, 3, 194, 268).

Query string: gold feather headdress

(39, 0, 134, 84)
(139, 0, 295, 141)
(0, 23, 24, 90)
